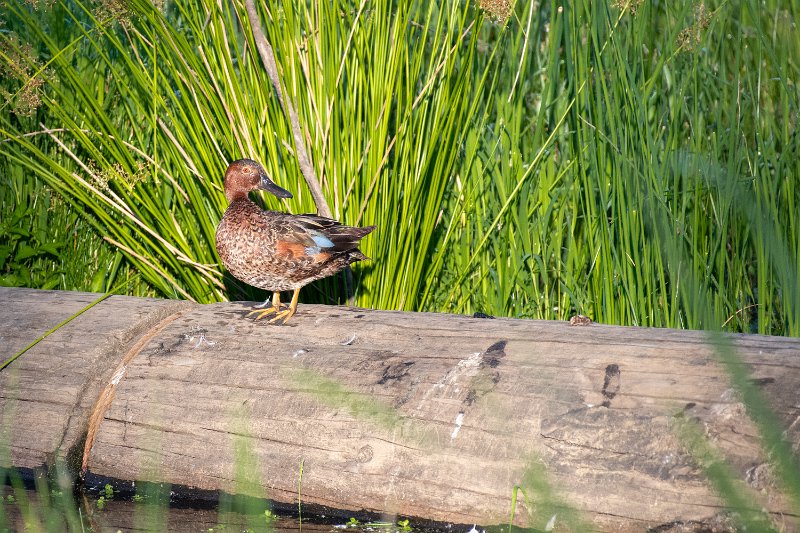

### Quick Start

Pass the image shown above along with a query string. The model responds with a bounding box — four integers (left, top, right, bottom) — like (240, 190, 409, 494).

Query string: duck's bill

(259, 175, 293, 199)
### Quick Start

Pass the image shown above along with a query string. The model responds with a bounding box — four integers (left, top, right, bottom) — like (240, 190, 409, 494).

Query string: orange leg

(268, 288, 301, 325)
(246, 292, 284, 320)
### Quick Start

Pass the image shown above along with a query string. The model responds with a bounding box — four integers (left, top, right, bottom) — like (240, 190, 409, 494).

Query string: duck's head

(223, 158, 293, 203)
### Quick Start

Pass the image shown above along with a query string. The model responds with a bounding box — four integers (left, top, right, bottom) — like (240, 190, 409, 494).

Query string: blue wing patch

(310, 233, 335, 249)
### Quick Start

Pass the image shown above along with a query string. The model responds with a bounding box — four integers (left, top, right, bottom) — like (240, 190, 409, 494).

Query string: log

(1, 287, 799, 531)
(0, 288, 190, 470)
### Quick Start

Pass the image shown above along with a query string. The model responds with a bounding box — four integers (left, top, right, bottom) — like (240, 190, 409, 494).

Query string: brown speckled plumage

(215, 158, 375, 323)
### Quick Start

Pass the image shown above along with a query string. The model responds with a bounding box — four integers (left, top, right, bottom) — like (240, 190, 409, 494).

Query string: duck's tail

(327, 225, 377, 255)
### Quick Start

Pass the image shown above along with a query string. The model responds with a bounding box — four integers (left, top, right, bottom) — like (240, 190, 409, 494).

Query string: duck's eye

(243, 167, 252, 174)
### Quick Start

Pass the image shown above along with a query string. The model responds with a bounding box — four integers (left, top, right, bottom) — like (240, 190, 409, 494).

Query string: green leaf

(15, 244, 42, 261)
(41, 276, 62, 290)
(0, 245, 11, 268)
(90, 268, 107, 293)
(9, 227, 31, 237)
(0, 274, 23, 287)
(38, 243, 63, 256)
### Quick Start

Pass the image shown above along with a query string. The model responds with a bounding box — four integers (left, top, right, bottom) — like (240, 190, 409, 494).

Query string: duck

(215, 158, 376, 324)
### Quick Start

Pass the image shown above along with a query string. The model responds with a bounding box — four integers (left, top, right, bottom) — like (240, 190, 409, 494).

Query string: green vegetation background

(1, 0, 798, 336)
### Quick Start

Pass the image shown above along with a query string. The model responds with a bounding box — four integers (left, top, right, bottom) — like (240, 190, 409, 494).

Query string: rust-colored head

(223, 158, 293, 203)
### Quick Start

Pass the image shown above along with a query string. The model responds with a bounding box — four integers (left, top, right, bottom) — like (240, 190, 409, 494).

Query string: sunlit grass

(1, 0, 797, 335)
(427, 0, 799, 337)
(0, 0, 501, 311)
(0, 158, 150, 295)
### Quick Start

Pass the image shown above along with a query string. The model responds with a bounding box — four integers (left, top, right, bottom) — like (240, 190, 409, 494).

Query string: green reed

(0, 0, 500, 310)
(425, 0, 799, 337)
(1, 0, 797, 335)
(0, 152, 147, 295)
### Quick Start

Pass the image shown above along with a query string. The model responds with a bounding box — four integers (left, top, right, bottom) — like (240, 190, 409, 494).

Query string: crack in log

(104, 416, 201, 438)
(198, 425, 340, 453)
(539, 432, 645, 457)
(103, 441, 206, 460)
(0, 395, 73, 406)
(369, 435, 423, 452)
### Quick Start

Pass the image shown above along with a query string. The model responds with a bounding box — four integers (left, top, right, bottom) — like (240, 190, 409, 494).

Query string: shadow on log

(1, 287, 799, 531)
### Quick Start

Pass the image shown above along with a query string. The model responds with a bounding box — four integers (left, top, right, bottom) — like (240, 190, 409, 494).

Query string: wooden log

(0, 287, 192, 470)
(1, 287, 799, 531)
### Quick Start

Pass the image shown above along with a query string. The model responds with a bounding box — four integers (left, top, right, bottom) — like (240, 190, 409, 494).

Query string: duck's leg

(269, 287, 301, 325)
(247, 292, 283, 320)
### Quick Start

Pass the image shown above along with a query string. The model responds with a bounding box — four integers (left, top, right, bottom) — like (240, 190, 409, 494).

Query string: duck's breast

(215, 203, 289, 290)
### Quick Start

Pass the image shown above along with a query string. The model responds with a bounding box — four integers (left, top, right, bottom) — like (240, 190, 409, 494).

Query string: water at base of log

(0, 484, 462, 533)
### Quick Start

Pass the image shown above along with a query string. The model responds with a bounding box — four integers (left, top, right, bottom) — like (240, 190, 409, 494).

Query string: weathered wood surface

(2, 287, 799, 531)
(0, 287, 192, 470)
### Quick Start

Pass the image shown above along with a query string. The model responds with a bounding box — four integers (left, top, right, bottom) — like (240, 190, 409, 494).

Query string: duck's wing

(268, 212, 376, 261)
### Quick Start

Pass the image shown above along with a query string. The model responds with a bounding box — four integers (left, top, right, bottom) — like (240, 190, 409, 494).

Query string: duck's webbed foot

(246, 292, 287, 320)
(264, 288, 300, 325)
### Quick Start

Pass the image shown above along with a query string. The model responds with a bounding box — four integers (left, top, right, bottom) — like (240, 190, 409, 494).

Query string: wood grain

(0, 287, 192, 471)
(2, 288, 799, 531)
(88, 302, 800, 530)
